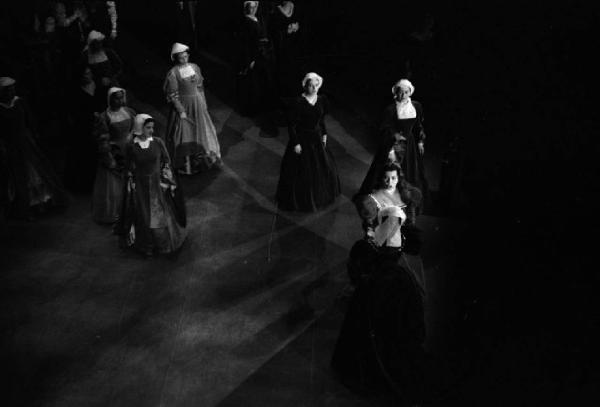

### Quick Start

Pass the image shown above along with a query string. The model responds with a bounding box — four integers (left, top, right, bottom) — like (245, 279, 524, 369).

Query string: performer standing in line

(91, 87, 135, 224)
(164, 42, 221, 175)
(116, 114, 186, 257)
(0, 77, 67, 219)
(269, 1, 301, 97)
(359, 79, 429, 209)
(237, 1, 276, 116)
(276, 72, 340, 212)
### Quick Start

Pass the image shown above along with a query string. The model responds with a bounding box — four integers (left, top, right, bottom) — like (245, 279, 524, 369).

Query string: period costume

(116, 114, 186, 255)
(237, 2, 276, 115)
(164, 43, 221, 174)
(331, 189, 426, 404)
(91, 87, 135, 223)
(0, 78, 67, 218)
(63, 76, 98, 193)
(269, 1, 301, 96)
(81, 30, 123, 111)
(360, 80, 429, 207)
(276, 73, 340, 211)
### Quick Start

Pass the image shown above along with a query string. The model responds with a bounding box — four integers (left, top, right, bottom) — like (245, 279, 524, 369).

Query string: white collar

(246, 15, 258, 22)
(133, 136, 153, 149)
(302, 93, 318, 105)
(395, 98, 416, 119)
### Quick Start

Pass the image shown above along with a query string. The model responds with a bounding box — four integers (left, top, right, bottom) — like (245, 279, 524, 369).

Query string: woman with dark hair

(332, 161, 426, 405)
(360, 79, 429, 209)
(164, 42, 221, 175)
(276, 72, 340, 212)
(91, 87, 135, 224)
(0, 77, 67, 219)
(116, 114, 186, 257)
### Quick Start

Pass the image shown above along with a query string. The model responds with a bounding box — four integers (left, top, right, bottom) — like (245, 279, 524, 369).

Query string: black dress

(237, 16, 276, 115)
(0, 97, 67, 218)
(269, 7, 301, 97)
(276, 95, 340, 211)
(331, 238, 426, 403)
(359, 101, 429, 206)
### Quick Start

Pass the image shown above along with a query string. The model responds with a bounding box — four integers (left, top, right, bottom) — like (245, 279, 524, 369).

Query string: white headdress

(392, 79, 415, 96)
(170, 42, 190, 61)
(107, 87, 126, 107)
(132, 113, 154, 136)
(87, 30, 106, 45)
(302, 72, 323, 92)
(0, 77, 16, 87)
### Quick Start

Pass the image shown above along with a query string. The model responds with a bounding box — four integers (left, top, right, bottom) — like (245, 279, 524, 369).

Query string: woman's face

(176, 51, 189, 65)
(395, 86, 411, 101)
(382, 170, 399, 190)
(110, 91, 125, 109)
(304, 79, 317, 95)
(247, 3, 259, 16)
(142, 121, 154, 138)
(0, 85, 16, 104)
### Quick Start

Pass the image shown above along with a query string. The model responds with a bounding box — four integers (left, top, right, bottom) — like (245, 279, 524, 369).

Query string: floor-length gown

(164, 63, 221, 173)
(0, 97, 67, 218)
(116, 137, 186, 255)
(332, 190, 426, 404)
(276, 95, 340, 211)
(91, 106, 135, 223)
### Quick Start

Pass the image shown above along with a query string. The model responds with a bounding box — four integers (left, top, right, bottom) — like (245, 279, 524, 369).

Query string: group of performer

(2, 2, 430, 401)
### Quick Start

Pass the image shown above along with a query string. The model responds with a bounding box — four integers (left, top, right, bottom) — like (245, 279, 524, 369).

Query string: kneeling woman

(276, 72, 340, 212)
(332, 162, 426, 404)
(116, 114, 187, 256)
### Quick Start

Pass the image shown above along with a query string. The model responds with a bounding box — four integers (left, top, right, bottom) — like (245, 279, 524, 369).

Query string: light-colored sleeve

(163, 70, 185, 114)
(193, 64, 204, 89)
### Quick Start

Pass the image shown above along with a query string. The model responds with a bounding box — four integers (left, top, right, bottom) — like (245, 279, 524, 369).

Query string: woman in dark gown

(276, 72, 340, 212)
(115, 114, 187, 257)
(359, 79, 429, 209)
(81, 29, 123, 112)
(92, 87, 136, 224)
(269, 1, 301, 97)
(0, 77, 67, 219)
(237, 1, 276, 116)
(332, 162, 426, 405)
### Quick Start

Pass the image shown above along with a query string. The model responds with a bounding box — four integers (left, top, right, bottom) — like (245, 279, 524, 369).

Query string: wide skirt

(166, 91, 221, 171)
(276, 141, 341, 212)
(92, 167, 124, 224)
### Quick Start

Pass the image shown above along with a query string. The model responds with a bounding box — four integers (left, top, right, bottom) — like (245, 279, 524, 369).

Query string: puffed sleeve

(163, 69, 185, 114)
(192, 63, 204, 90)
(380, 104, 397, 140)
(93, 113, 114, 168)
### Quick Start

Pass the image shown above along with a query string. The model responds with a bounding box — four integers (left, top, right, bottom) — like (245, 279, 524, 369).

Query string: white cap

(107, 87, 126, 107)
(302, 72, 323, 92)
(171, 42, 190, 61)
(132, 113, 154, 136)
(392, 79, 414, 96)
(0, 77, 16, 87)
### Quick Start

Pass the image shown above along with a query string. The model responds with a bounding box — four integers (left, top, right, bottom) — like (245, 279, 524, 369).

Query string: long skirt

(276, 140, 340, 212)
(92, 167, 124, 224)
(166, 91, 220, 172)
